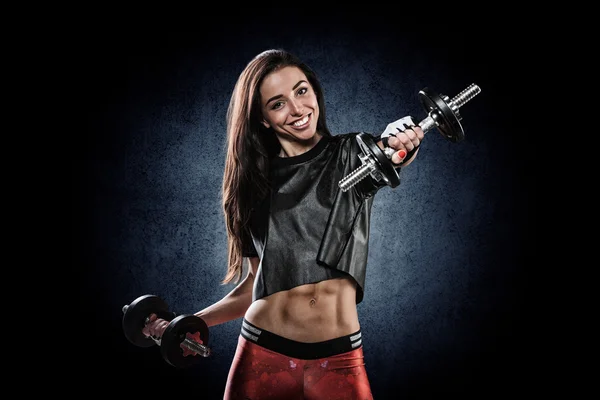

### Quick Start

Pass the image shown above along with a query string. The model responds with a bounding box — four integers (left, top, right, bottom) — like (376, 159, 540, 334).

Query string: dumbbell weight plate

(161, 314, 210, 368)
(122, 294, 170, 348)
(356, 133, 400, 189)
(418, 87, 465, 143)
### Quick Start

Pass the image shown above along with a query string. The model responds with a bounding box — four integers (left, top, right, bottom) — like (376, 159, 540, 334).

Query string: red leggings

(224, 333, 373, 399)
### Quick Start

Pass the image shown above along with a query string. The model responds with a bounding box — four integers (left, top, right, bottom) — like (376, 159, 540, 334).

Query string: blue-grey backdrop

(76, 23, 529, 399)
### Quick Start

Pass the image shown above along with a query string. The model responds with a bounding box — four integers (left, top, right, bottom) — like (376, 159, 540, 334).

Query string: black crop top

(243, 132, 394, 304)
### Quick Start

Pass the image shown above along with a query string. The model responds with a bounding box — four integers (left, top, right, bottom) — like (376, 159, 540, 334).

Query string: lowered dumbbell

(122, 294, 211, 368)
(338, 83, 482, 191)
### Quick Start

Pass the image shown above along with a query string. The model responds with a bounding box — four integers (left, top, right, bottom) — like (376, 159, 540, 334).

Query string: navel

(309, 297, 317, 307)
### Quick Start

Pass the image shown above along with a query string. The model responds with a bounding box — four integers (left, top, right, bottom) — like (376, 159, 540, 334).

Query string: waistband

(240, 318, 362, 360)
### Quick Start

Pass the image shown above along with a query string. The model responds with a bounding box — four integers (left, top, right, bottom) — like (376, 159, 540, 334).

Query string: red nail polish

(398, 150, 407, 159)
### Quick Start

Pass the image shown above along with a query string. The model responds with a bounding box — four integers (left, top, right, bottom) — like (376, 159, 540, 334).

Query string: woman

(144, 49, 424, 399)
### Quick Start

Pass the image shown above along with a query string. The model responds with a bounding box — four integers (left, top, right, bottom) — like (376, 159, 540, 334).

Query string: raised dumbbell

(338, 83, 482, 192)
(122, 294, 211, 368)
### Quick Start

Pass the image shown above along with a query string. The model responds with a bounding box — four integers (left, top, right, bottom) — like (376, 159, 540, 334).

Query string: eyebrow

(265, 80, 307, 106)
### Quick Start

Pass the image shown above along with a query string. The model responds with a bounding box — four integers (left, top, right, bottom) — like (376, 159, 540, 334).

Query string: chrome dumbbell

(339, 83, 481, 191)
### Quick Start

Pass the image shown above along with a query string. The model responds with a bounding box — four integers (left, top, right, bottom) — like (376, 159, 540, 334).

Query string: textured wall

(76, 25, 529, 398)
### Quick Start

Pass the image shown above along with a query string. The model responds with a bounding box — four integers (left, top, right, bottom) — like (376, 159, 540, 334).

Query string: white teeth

(293, 115, 309, 126)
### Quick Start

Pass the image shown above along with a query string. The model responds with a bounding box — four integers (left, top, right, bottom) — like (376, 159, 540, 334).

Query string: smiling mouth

(291, 114, 311, 128)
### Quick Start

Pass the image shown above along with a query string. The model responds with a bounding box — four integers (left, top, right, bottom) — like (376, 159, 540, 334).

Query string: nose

(289, 99, 304, 116)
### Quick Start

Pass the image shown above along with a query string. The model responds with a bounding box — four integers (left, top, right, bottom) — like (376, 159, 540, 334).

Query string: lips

(290, 113, 311, 128)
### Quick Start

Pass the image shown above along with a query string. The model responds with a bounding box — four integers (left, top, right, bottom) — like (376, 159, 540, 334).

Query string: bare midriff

(244, 277, 360, 343)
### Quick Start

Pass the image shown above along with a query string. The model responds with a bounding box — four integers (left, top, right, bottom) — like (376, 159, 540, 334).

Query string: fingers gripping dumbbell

(338, 83, 482, 192)
(122, 294, 211, 368)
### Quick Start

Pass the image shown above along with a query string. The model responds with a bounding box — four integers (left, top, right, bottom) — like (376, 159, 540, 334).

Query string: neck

(278, 133, 322, 158)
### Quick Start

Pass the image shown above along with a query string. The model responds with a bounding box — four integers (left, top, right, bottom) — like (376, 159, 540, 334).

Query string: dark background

(74, 21, 531, 399)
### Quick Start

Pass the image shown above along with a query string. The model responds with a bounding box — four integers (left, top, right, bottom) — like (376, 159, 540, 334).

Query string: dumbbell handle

(181, 337, 211, 357)
(143, 314, 211, 358)
(149, 334, 211, 357)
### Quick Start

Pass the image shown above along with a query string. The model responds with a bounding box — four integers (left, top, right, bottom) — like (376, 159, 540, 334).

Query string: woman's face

(259, 66, 320, 144)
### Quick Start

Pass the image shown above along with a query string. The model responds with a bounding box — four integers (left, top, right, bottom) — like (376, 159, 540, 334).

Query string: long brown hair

(221, 49, 331, 284)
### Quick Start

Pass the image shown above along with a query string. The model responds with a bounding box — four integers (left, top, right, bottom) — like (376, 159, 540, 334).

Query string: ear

(261, 118, 270, 129)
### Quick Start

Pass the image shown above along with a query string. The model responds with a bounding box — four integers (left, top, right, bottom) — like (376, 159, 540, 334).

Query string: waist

(239, 318, 363, 359)
(245, 277, 359, 342)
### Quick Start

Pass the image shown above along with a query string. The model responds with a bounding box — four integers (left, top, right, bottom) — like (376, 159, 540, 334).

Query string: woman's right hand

(141, 313, 170, 339)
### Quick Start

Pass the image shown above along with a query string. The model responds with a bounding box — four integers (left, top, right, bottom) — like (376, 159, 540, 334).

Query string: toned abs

(244, 277, 360, 342)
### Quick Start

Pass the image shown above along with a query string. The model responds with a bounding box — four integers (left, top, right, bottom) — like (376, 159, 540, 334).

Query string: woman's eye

(271, 88, 307, 110)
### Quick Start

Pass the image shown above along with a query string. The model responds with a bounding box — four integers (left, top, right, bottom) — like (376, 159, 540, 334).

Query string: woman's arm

(194, 256, 260, 327)
(142, 257, 260, 337)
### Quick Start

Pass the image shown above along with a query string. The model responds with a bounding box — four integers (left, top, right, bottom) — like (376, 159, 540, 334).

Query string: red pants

(224, 335, 373, 399)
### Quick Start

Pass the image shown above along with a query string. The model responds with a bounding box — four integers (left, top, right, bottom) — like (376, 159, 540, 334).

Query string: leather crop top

(243, 132, 396, 304)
